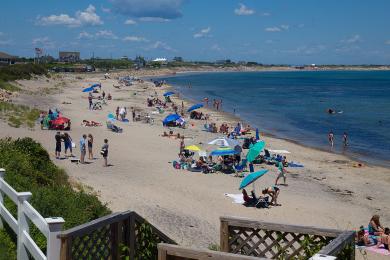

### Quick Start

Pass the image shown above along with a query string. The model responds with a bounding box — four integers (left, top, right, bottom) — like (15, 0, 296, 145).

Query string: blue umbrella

(255, 128, 259, 141)
(163, 114, 181, 124)
(163, 91, 175, 97)
(91, 83, 101, 88)
(210, 147, 239, 156)
(82, 86, 95, 92)
(187, 103, 204, 112)
(239, 169, 269, 190)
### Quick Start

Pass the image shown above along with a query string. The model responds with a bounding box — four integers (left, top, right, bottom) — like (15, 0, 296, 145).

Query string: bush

(0, 137, 111, 254)
(0, 64, 47, 82)
(0, 229, 16, 260)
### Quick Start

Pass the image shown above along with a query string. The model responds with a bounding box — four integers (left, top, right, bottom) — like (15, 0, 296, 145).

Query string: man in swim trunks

(55, 131, 62, 159)
(275, 158, 289, 186)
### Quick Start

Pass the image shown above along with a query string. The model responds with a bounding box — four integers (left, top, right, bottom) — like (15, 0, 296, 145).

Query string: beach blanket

(365, 245, 390, 256)
(288, 162, 304, 167)
(224, 193, 244, 204)
(269, 149, 291, 154)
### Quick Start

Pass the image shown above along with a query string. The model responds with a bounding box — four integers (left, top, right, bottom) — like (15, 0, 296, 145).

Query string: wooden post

(46, 217, 65, 260)
(157, 244, 167, 260)
(0, 169, 5, 229)
(60, 237, 69, 260)
(110, 221, 122, 260)
(220, 218, 229, 252)
(17, 191, 32, 260)
(129, 213, 136, 260)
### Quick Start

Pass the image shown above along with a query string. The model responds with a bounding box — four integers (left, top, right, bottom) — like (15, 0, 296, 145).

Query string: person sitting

(107, 93, 112, 100)
(262, 186, 281, 206)
(162, 131, 169, 137)
(356, 226, 375, 246)
(369, 215, 384, 236)
(377, 227, 390, 252)
(242, 189, 257, 206)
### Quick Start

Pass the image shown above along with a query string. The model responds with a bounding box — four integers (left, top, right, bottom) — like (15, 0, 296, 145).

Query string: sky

(1, 0, 390, 64)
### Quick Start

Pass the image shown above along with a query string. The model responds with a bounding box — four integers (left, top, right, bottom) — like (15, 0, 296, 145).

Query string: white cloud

(124, 19, 137, 25)
(37, 5, 103, 27)
(193, 27, 211, 38)
(146, 41, 175, 51)
(265, 25, 289, 32)
(78, 31, 94, 39)
(342, 34, 361, 44)
(95, 30, 118, 39)
(123, 36, 147, 42)
(234, 3, 255, 16)
(32, 37, 55, 49)
(265, 27, 281, 32)
(138, 17, 170, 23)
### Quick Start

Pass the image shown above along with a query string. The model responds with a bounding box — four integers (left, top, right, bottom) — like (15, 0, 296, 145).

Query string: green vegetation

(0, 102, 40, 128)
(0, 138, 111, 258)
(0, 64, 47, 82)
(0, 229, 16, 260)
(0, 80, 20, 92)
(85, 59, 135, 70)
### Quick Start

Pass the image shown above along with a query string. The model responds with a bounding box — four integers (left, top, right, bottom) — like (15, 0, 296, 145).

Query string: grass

(0, 102, 40, 128)
(0, 80, 20, 92)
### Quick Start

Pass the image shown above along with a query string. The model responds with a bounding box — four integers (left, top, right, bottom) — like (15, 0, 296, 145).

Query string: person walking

(131, 107, 136, 122)
(101, 139, 109, 167)
(88, 92, 93, 110)
(116, 106, 120, 120)
(328, 131, 335, 147)
(102, 91, 106, 100)
(87, 134, 94, 160)
(55, 131, 62, 159)
(179, 136, 185, 155)
(275, 157, 289, 186)
(343, 132, 348, 147)
(80, 134, 87, 164)
(63, 132, 74, 157)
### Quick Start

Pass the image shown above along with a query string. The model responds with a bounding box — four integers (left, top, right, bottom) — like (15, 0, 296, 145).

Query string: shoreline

(145, 70, 389, 169)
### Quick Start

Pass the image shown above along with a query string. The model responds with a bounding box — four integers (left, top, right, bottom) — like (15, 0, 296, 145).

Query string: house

(59, 51, 80, 63)
(0, 51, 16, 65)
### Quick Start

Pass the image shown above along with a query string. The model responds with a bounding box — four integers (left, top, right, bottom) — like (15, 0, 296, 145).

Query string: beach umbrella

(246, 141, 266, 163)
(239, 169, 269, 190)
(163, 114, 181, 124)
(90, 83, 101, 88)
(255, 128, 260, 141)
(163, 91, 175, 97)
(208, 137, 239, 147)
(210, 147, 239, 156)
(187, 103, 203, 112)
(82, 86, 95, 92)
(185, 145, 201, 151)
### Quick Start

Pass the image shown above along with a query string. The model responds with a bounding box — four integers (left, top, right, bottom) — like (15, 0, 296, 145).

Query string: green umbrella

(246, 141, 266, 163)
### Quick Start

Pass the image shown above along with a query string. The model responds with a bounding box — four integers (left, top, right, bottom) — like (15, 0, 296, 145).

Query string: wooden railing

(220, 216, 355, 259)
(0, 168, 64, 260)
(58, 210, 176, 260)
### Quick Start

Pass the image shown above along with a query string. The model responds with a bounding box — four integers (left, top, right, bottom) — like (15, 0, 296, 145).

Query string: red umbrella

(51, 117, 70, 125)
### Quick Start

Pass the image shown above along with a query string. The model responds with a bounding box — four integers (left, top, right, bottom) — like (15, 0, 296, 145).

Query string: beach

(1, 70, 389, 258)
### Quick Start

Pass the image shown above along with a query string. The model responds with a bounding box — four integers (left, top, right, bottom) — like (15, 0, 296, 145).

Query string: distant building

(134, 56, 146, 68)
(0, 51, 16, 65)
(173, 56, 183, 62)
(59, 51, 80, 63)
(120, 56, 128, 60)
(152, 58, 167, 63)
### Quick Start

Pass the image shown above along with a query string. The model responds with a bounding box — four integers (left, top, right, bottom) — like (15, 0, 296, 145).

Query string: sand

(0, 71, 389, 259)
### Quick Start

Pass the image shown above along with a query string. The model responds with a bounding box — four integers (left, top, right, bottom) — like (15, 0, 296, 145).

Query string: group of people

(242, 186, 281, 208)
(356, 215, 389, 252)
(328, 131, 348, 147)
(54, 132, 109, 167)
(115, 106, 128, 121)
(202, 98, 223, 110)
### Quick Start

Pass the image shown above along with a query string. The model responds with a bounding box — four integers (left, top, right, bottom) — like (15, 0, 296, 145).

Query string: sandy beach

(1, 70, 389, 259)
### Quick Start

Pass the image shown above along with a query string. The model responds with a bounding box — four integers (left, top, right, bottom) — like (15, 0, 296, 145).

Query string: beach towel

(288, 162, 304, 167)
(365, 246, 390, 256)
(269, 149, 290, 154)
(224, 193, 244, 204)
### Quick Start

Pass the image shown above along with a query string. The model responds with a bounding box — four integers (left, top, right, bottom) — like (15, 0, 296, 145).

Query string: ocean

(158, 70, 390, 167)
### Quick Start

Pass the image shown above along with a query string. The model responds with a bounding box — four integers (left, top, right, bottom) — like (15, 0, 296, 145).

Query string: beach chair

(234, 159, 248, 176)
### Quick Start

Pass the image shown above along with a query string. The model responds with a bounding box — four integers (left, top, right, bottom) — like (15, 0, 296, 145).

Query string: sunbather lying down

(82, 120, 102, 127)
(161, 131, 181, 139)
(242, 189, 269, 208)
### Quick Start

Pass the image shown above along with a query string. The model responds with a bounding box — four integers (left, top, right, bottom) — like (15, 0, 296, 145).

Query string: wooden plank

(220, 216, 342, 237)
(158, 245, 167, 260)
(59, 238, 68, 260)
(0, 203, 18, 233)
(158, 243, 266, 260)
(318, 231, 355, 256)
(220, 220, 229, 252)
(23, 201, 49, 237)
(58, 212, 124, 238)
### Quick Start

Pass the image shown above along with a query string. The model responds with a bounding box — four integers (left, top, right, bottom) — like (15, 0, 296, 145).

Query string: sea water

(159, 70, 390, 167)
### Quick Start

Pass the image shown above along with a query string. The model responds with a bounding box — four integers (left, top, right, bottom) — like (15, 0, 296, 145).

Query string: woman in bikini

(368, 215, 384, 236)
(262, 186, 281, 206)
(377, 227, 390, 252)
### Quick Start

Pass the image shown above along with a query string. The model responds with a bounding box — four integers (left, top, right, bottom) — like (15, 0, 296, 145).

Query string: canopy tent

(187, 103, 203, 112)
(208, 137, 240, 147)
(51, 117, 70, 125)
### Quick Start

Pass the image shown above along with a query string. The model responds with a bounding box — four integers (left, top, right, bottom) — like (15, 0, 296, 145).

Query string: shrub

(0, 229, 16, 260)
(0, 64, 47, 82)
(0, 137, 110, 254)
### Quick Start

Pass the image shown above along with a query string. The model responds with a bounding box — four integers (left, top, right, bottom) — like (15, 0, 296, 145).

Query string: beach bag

(71, 142, 76, 148)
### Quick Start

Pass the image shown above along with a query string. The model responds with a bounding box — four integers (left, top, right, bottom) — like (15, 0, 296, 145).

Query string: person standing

(116, 106, 120, 120)
(179, 136, 185, 155)
(343, 132, 348, 147)
(101, 139, 109, 167)
(88, 92, 93, 110)
(328, 131, 334, 147)
(63, 133, 74, 157)
(131, 107, 136, 122)
(80, 134, 87, 164)
(275, 158, 289, 186)
(55, 131, 62, 159)
(102, 91, 106, 100)
(87, 134, 94, 160)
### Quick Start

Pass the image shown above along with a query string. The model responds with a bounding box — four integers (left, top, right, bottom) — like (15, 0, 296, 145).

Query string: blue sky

(1, 0, 390, 64)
